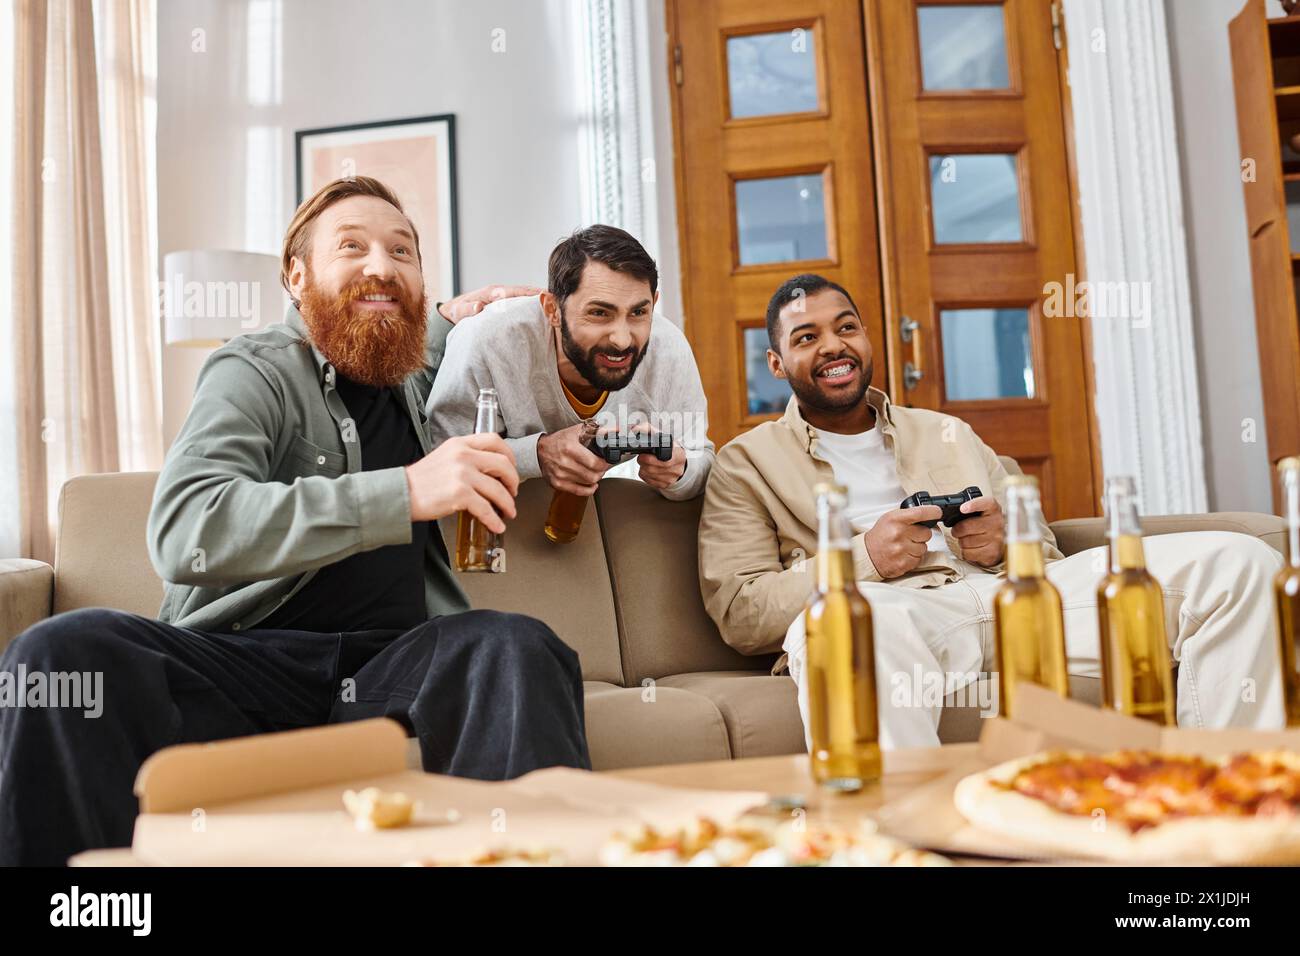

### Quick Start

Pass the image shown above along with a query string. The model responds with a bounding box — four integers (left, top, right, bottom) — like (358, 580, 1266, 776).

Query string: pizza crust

(953, 751, 1300, 865)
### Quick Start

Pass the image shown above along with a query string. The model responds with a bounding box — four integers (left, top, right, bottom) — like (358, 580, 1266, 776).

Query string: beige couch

(0, 467, 1287, 770)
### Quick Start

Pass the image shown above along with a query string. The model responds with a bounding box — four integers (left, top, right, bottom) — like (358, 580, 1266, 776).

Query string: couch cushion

(595, 477, 776, 683)
(582, 680, 731, 769)
(399, 681, 735, 771)
(439, 478, 623, 685)
(1050, 512, 1288, 559)
(656, 671, 805, 759)
(55, 472, 163, 618)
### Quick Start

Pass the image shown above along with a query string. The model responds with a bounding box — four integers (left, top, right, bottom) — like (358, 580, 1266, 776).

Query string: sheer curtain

(6, 0, 161, 563)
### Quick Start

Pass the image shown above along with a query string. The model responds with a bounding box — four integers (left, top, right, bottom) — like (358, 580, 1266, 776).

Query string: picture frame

(295, 113, 460, 301)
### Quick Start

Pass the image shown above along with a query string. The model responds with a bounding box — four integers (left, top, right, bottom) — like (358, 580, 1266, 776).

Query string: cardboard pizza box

(872, 684, 1300, 862)
(129, 718, 769, 866)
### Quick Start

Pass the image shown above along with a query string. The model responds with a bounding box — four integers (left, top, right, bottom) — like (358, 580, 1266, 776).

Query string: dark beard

(787, 356, 872, 412)
(299, 273, 428, 387)
(559, 310, 648, 392)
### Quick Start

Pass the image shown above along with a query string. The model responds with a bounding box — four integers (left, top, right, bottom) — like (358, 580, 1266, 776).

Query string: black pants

(0, 607, 591, 866)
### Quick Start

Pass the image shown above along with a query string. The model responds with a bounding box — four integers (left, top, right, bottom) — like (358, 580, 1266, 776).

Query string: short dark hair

(765, 273, 859, 351)
(548, 225, 658, 308)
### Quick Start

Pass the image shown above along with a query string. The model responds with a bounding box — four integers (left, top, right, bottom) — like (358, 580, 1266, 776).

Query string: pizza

(953, 749, 1300, 863)
(405, 847, 566, 867)
(599, 816, 951, 867)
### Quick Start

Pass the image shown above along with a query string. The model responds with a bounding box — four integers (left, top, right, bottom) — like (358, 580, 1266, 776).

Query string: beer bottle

(993, 475, 1069, 717)
(805, 483, 881, 790)
(454, 388, 505, 572)
(1096, 476, 1175, 724)
(544, 419, 599, 544)
(1276, 457, 1300, 725)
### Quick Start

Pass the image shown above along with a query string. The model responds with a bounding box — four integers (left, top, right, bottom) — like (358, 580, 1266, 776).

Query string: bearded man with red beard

(0, 177, 592, 866)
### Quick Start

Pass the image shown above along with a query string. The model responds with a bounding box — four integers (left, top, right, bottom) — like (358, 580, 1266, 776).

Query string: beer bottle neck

(1110, 534, 1147, 573)
(816, 498, 854, 592)
(473, 399, 498, 435)
(1104, 480, 1145, 573)
(1283, 469, 1300, 569)
(1005, 486, 1044, 579)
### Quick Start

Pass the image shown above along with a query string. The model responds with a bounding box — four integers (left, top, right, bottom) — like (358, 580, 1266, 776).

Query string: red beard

(299, 274, 428, 387)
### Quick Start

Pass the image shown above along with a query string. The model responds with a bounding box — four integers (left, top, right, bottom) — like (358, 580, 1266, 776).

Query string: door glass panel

(726, 30, 819, 119)
(929, 154, 1022, 243)
(735, 173, 829, 265)
(940, 307, 1034, 400)
(917, 4, 1010, 90)
(743, 327, 790, 415)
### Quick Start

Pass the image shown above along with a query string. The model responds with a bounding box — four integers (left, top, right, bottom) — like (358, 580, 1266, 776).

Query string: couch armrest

(1050, 512, 1288, 558)
(0, 559, 53, 652)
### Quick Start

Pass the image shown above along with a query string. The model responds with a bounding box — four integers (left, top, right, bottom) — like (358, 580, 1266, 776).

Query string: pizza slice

(953, 749, 1300, 864)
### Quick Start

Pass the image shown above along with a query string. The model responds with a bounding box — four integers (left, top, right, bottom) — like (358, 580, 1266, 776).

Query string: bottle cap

(1278, 456, 1300, 474)
(1004, 474, 1038, 487)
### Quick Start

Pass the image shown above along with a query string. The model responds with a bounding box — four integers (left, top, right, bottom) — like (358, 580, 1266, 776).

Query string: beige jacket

(698, 388, 1062, 661)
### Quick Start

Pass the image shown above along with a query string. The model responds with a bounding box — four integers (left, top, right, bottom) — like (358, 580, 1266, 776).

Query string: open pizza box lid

(129, 718, 768, 866)
(873, 684, 1300, 862)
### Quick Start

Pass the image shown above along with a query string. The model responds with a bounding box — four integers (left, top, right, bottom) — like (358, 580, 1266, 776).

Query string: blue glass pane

(917, 4, 1010, 91)
(940, 307, 1034, 400)
(735, 174, 828, 265)
(727, 30, 819, 119)
(929, 154, 1022, 243)
(744, 326, 791, 415)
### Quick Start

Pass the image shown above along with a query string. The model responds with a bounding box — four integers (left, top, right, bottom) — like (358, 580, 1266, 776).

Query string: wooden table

(71, 744, 982, 867)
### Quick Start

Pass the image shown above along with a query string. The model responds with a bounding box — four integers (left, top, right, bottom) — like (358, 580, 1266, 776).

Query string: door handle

(899, 315, 919, 343)
(903, 361, 923, 391)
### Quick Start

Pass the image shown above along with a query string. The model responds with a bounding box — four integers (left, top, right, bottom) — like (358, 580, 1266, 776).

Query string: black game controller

(899, 486, 984, 528)
(589, 431, 675, 464)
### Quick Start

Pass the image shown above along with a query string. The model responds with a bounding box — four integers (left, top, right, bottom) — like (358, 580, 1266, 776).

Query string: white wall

(157, 0, 682, 445)
(1164, 0, 1275, 512)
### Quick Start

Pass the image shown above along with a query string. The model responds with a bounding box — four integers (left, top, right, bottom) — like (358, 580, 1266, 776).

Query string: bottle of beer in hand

(1275, 457, 1300, 726)
(1096, 476, 1175, 724)
(544, 419, 599, 544)
(993, 475, 1069, 717)
(805, 483, 881, 791)
(454, 388, 505, 573)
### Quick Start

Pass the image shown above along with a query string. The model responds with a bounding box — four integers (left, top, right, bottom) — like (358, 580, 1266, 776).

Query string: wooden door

(865, 0, 1095, 518)
(667, 0, 887, 444)
(668, 0, 1097, 520)
(1229, 0, 1300, 510)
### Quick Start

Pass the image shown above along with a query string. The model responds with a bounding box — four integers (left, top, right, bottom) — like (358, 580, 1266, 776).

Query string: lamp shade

(163, 250, 286, 345)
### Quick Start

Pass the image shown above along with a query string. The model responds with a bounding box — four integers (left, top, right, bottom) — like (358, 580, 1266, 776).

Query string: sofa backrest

(55, 472, 163, 618)
(54, 470, 628, 686)
(594, 478, 773, 682)
(438, 477, 624, 685)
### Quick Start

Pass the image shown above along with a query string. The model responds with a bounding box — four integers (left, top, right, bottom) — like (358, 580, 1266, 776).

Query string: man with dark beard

(425, 225, 713, 503)
(0, 177, 592, 866)
(698, 273, 1284, 751)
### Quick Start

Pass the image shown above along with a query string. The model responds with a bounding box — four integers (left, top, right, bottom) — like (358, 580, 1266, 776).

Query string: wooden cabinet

(1229, 0, 1300, 506)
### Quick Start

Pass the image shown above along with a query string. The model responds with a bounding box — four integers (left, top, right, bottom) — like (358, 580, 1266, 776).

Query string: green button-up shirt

(147, 306, 469, 633)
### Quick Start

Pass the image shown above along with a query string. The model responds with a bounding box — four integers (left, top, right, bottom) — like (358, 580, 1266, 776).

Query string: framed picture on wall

(295, 113, 460, 302)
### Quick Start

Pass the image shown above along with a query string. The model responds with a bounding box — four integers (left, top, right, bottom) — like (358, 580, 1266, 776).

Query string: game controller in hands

(899, 486, 984, 528)
(588, 431, 675, 465)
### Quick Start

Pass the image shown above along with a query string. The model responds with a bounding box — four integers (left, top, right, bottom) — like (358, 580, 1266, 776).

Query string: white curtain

(4, 0, 161, 563)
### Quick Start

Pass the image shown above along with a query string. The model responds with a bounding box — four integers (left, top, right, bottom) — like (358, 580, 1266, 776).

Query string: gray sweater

(425, 296, 714, 500)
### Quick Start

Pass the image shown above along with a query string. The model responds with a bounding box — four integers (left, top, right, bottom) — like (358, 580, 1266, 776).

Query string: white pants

(784, 532, 1286, 750)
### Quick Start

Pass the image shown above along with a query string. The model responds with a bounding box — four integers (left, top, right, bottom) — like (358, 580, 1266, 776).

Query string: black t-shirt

(253, 374, 442, 632)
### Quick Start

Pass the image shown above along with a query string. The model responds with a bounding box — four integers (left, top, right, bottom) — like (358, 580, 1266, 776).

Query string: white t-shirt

(812, 425, 952, 555)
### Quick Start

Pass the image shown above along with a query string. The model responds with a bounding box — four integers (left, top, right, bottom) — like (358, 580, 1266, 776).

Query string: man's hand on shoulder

(437, 284, 544, 324)
(950, 495, 1006, 567)
(863, 506, 941, 579)
(405, 433, 519, 531)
